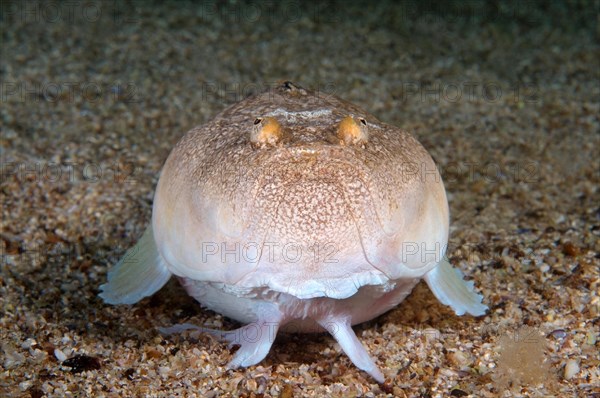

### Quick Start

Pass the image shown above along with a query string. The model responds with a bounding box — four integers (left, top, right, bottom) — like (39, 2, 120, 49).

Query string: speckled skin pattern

(153, 82, 449, 300)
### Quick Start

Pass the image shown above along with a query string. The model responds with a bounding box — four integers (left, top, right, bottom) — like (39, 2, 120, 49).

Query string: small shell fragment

(564, 359, 579, 379)
(54, 348, 67, 362)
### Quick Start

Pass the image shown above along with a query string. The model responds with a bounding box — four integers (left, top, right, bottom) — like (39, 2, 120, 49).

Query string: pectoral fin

(319, 317, 385, 383)
(424, 257, 488, 316)
(159, 303, 283, 369)
(99, 226, 172, 305)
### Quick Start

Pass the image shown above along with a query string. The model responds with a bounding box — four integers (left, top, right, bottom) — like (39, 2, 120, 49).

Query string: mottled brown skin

(153, 82, 448, 294)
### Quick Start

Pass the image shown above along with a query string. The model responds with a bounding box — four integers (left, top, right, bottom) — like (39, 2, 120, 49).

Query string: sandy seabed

(1, 1, 598, 397)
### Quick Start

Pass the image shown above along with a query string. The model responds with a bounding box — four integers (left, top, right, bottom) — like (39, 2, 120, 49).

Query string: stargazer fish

(100, 81, 487, 383)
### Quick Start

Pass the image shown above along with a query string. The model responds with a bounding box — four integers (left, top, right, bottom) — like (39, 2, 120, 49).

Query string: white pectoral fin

(99, 226, 172, 305)
(424, 257, 488, 317)
(160, 304, 283, 369)
(319, 317, 385, 383)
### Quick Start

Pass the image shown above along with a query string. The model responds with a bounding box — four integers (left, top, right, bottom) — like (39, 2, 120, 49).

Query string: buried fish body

(100, 82, 487, 383)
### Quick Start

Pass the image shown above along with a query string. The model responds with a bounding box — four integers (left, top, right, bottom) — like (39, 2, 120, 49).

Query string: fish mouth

(237, 145, 396, 279)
